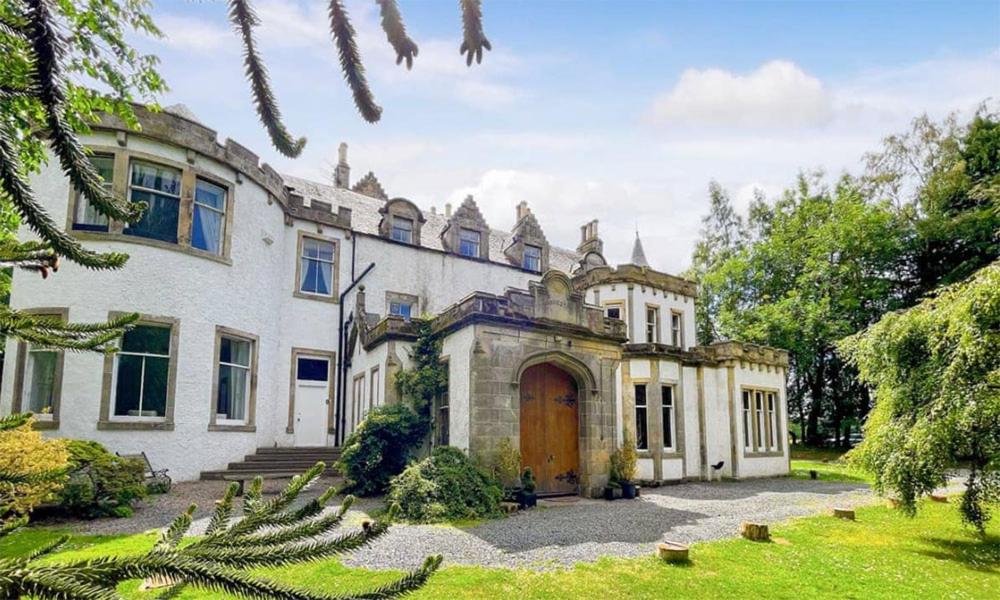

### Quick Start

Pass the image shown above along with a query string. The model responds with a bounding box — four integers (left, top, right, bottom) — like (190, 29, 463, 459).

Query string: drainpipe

(335, 259, 375, 446)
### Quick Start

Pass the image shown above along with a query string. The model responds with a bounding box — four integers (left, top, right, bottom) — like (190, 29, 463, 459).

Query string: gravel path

(61, 476, 960, 571)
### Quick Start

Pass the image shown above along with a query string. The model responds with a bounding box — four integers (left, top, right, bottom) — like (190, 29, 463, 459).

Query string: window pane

(662, 386, 673, 449)
(302, 238, 334, 262)
(297, 358, 328, 381)
(459, 229, 480, 257)
(125, 189, 180, 242)
(220, 337, 251, 367)
(217, 364, 248, 421)
(299, 258, 332, 295)
(131, 162, 181, 196)
(192, 205, 223, 253)
(391, 217, 413, 243)
(634, 384, 648, 451)
(195, 179, 226, 210)
(390, 302, 412, 319)
(523, 245, 541, 271)
(607, 306, 621, 320)
(121, 325, 171, 355)
(27, 351, 58, 413)
(114, 354, 143, 416)
(74, 155, 113, 230)
(142, 356, 169, 417)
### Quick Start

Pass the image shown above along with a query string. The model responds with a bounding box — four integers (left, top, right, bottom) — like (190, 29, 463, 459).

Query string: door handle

(547, 454, 554, 464)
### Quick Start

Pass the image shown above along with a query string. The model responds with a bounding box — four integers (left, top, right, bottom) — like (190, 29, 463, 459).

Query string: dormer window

(459, 228, 481, 258)
(391, 216, 414, 243)
(523, 244, 542, 272)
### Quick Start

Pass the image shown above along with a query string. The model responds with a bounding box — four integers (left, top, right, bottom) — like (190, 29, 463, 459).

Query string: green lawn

(789, 445, 874, 483)
(3, 498, 998, 599)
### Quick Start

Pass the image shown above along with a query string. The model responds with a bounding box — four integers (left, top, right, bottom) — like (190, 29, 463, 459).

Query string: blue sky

(139, 0, 999, 272)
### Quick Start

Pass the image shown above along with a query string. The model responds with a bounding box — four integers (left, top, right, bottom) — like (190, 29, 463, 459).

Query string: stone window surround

(10, 307, 69, 430)
(385, 291, 419, 319)
(670, 309, 684, 348)
(623, 361, 686, 468)
(378, 197, 425, 246)
(293, 230, 341, 303)
(285, 347, 337, 435)
(98, 312, 180, 431)
(351, 372, 366, 429)
(208, 325, 260, 432)
(369, 365, 380, 409)
(67, 146, 237, 265)
(503, 217, 550, 273)
(432, 356, 450, 447)
(741, 385, 784, 458)
(441, 196, 491, 261)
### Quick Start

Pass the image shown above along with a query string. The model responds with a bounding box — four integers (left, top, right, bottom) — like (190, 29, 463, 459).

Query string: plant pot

(517, 490, 537, 509)
(621, 482, 637, 500)
(604, 486, 623, 500)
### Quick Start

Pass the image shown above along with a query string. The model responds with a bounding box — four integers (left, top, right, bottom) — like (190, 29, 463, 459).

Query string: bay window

(742, 387, 782, 454)
(125, 161, 181, 243)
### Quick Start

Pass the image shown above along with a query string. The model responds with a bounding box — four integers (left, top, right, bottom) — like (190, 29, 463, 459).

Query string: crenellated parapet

(572, 264, 698, 298)
(695, 341, 790, 371)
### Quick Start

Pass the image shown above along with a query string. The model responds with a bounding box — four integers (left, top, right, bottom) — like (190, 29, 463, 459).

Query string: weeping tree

(0, 453, 442, 599)
(0, 0, 170, 349)
(840, 262, 1000, 533)
(230, 0, 493, 156)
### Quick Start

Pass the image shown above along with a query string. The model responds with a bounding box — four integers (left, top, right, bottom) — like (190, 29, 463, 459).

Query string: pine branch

(227, 0, 306, 158)
(0, 239, 59, 276)
(205, 482, 240, 535)
(23, 0, 144, 225)
(24, 534, 69, 560)
(0, 412, 33, 431)
(328, 0, 382, 123)
(459, 0, 491, 66)
(226, 501, 351, 547)
(0, 122, 130, 270)
(155, 504, 195, 551)
(0, 516, 29, 538)
(376, 0, 418, 69)
(344, 555, 443, 600)
(0, 308, 138, 352)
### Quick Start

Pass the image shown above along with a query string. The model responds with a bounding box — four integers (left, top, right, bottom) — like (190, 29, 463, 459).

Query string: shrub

(474, 437, 522, 490)
(610, 433, 639, 484)
(0, 415, 69, 519)
(388, 446, 504, 523)
(58, 440, 146, 518)
(338, 403, 428, 496)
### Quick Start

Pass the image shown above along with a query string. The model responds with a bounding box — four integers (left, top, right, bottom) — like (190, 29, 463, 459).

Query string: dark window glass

(634, 384, 648, 450)
(523, 245, 541, 272)
(459, 228, 480, 257)
(73, 154, 113, 231)
(297, 358, 329, 382)
(606, 306, 621, 320)
(192, 179, 226, 254)
(113, 323, 170, 419)
(662, 386, 673, 449)
(391, 217, 413, 243)
(125, 162, 181, 243)
(121, 325, 171, 355)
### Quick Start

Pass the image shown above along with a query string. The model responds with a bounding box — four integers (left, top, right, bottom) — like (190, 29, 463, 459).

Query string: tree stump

(809, 470, 818, 480)
(930, 494, 948, 503)
(886, 498, 900, 509)
(740, 521, 770, 541)
(657, 541, 690, 563)
(832, 507, 856, 520)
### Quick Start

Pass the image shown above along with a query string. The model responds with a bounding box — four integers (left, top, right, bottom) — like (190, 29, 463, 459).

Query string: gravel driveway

(63, 476, 900, 570)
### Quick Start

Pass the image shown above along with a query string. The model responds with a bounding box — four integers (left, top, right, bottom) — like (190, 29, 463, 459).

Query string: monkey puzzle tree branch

(23, 0, 144, 225)
(376, 0, 418, 69)
(0, 308, 138, 352)
(459, 0, 491, 66)
(228, 0, 307, 158)
(328, 0, 382, 123)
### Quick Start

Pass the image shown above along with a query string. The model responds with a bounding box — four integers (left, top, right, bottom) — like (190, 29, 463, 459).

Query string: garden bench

(221, 472, 301, 496)
(117, 451, 171, 492)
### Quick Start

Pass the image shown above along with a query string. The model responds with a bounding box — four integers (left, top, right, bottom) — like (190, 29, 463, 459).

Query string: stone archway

(519, 362, 580, 495)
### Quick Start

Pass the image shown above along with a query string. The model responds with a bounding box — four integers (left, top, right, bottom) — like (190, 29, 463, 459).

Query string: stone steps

(200, 447, 341, 481)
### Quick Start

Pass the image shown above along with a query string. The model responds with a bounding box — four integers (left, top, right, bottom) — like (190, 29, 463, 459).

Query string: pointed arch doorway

(519, 362, 580, 495)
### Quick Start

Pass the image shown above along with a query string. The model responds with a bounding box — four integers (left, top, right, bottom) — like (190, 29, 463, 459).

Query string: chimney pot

(516, 201, 529, 222)
(334, 142, 350, 188)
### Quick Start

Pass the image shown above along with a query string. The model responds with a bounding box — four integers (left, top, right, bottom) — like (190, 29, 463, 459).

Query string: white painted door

(294, 355, 330, 447)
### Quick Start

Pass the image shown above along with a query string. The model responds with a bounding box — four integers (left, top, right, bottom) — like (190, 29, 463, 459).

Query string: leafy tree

(839, 262, 999, 533)
(0, 456, 442, 599)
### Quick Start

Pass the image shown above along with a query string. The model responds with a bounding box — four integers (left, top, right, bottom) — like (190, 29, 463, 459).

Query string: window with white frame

(523, 244, 541, 272)
(742, 390, 752, 450)
(661, 385, 675, 451)
(458, 228, 481, 257)
(216, 335, 252, 424)
(113, 324, 172, 419)
(369, 367, 380, 414)
(24, 345, 59, 417)
(299, 237, 335, 296)
(73, 154, 113, 231)
(352, 374, 365, 428)
(391, 216, 414, 243)
(645, 306, 659, 343)
(634, 384, 649, 450)
(192, 178, 227, 255)
(605, 303, 623, 321)
(125, 161, 181, 243)
(389, 300, 412, 319)
(670, 311, 682, 347)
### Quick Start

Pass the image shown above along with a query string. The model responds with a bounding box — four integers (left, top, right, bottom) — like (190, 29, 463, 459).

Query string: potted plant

(618, 433, 639, 499)
(603, 479, 622, 500)
(517, 467, 537, 508)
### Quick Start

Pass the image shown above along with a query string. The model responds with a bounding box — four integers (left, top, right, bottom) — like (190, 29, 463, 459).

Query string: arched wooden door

(519, 363, 580, 495)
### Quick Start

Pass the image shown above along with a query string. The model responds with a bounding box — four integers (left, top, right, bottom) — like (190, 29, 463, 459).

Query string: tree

(0, 0, 169, 349)
(230, 0, 492, 156)
(0, 446, 442, 599)
(839, 262, 1000, 533)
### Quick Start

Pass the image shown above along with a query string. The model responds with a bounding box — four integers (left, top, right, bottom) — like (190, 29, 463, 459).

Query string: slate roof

(282, 174, 581, 274)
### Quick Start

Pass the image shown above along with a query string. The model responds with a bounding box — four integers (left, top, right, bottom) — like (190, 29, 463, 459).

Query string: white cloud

(649, 60, 834, 129)
(156, 15, 233, 52)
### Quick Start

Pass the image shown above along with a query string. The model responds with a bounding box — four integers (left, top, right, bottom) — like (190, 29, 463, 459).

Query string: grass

(789, 445, 874, 483)
(3, 498, 998, 599)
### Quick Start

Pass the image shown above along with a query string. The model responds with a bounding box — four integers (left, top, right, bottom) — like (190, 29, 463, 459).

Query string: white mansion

(1, 106, 790, 495)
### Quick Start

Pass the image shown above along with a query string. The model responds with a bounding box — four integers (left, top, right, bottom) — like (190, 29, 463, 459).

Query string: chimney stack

(334, 142, 350, 188)
(577, 219, 603, 255)
(515, 201, 529, 222)
(445, 202, 452, 218)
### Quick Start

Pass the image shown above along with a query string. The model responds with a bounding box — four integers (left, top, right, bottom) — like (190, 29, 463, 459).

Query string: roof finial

(631, 227, 649, 267)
